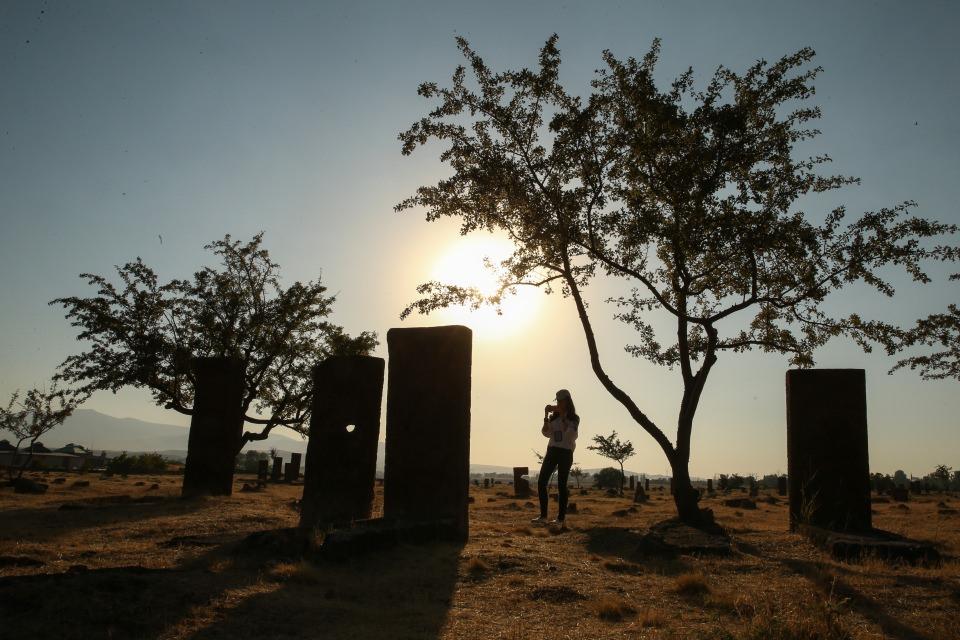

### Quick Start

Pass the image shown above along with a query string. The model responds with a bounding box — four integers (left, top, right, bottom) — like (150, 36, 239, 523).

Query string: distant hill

(47, 408, 309, 457)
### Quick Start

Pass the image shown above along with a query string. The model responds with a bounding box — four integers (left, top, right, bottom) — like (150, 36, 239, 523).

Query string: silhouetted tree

(397, 36, 958, 524)
(0, 381, 86, 479)
(570, 464, 585, 488)
(52, 234, 377, 454)
(892, 303, 960, 380)
(932, 464, 952, 492)
(893, 470, 909, 487)
(587, 430, 635, 495)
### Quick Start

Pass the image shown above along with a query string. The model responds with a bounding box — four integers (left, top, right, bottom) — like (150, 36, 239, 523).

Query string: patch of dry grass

(674, 571, 711, 596)
(590, 595, 635, 621)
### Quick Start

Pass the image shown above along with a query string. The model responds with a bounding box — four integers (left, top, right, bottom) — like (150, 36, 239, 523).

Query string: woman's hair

(550, 396, 578, 423)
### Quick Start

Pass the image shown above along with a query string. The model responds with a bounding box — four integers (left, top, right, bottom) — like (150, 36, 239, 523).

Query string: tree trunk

(669, 456, 703, 525)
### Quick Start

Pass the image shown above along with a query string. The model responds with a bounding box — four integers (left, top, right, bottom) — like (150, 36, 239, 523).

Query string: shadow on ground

(0, 530, 463, 640)
(581, 526, 691, 575)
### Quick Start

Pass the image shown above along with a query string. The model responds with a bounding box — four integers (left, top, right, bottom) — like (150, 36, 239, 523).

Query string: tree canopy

(52, 233, 377, 450)
(397, 36, 957, 523)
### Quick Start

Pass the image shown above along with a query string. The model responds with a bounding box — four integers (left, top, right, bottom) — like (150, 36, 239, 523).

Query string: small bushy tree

(587, 430, 635, 495)
(0, 381, 86, 479)
(570, 464, 585, 488)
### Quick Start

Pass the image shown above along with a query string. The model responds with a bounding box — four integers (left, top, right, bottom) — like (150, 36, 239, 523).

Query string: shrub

(593, 467, 623, 490)
(675, 572, 711, 596)
(106, 452, 167, 475)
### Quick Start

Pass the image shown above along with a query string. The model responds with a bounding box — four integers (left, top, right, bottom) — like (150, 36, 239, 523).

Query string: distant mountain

(48, 409, 309, 456)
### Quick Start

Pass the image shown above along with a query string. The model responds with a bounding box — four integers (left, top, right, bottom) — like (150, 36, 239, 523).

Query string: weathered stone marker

(299, 356, 385, 530)
(483, 478, 490, 489)
(633, 483, 648, 503)
(629, 475, 635, 490)
(285, 452, 302, 482)
(777, 475, 788, 497)
(182, 357, 245, 497)
(257, 459, 269, 484)
(513, 467, 531, 498)
(749, 478, 758, 497)
(384, 326, 472, 541)
(706, 478, 713, 493)
(787, 369, 871, 532)
(645, 477, 650, 492)
(271, 456, 283, 481)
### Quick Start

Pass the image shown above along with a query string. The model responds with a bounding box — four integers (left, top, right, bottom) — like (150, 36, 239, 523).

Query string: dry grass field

(1, 472, 958, 639)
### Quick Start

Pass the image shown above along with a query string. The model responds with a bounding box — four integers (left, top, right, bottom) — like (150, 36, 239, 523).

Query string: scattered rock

(523, 501, 535, 509)
(487, 498, 497, 502)
(71, 480, 90, 488)
(0, 555, 44, 568)
(52, 477, 66, 484)
(723, 498, 756, 510)
(605, 488, 619, 497)
(148, 483, 159, 491)
(13, 478, 48, 494)
(134, 481, 145, 486)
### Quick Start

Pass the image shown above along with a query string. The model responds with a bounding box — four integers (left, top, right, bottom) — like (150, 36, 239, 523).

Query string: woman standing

(531, 389, 579, 526)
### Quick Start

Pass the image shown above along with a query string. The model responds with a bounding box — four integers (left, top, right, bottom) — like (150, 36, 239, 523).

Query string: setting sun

(430, 235, 543, 339)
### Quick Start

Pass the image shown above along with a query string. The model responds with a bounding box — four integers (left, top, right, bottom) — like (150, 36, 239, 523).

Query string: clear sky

(1, 1, 958, 477)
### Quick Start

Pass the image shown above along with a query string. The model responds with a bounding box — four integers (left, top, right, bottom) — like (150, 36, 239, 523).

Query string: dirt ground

(1, 472, 957, 640)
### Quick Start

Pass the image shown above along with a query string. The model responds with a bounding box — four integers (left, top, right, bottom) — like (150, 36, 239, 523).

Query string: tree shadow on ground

(581, 526, 691, 575)
(186, 541, 465, 640)
(0, 494, 211, 543)
(781, 557, 939, 640)
(0, 530, 463, 640)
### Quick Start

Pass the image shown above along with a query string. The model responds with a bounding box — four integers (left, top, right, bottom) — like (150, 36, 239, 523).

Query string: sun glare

(430, 235, 543, 339)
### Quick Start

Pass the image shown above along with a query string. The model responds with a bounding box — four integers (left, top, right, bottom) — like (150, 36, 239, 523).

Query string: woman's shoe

(530, 516, 547, 524)
(549, 518, 565, 527)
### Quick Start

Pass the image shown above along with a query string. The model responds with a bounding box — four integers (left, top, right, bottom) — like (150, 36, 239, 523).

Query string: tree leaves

(51, 234, 378, 448)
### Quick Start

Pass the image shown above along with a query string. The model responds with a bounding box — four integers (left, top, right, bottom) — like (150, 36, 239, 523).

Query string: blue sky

(1, 1, 957, 476)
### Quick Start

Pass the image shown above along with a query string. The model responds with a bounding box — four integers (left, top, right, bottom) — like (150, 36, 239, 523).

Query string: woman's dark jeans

(538, 446, 573, 519)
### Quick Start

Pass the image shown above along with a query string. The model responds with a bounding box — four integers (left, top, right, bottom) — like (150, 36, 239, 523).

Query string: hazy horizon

(2, 1, 958, 478)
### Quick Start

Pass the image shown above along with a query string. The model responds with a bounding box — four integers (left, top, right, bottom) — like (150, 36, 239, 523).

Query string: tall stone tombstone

(257, 459, 269, 484)
(271, 456, 283, 481)
(786, 369, 871, 532)
(777, 475, 788, 497)
(182, 357, 245, 497)
(513, 467, 531, 498)
(285, 452, 302, 482)
(629, 475, 635, 490)
(299, 356, 385, 530)
(749, 478, 758, 497)
(384, 326, 472, 541)
(706, 478, 713, 493)
(644, 477, 650, 492)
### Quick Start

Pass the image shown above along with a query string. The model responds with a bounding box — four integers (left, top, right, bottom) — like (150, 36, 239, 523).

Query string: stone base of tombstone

(637, 516, 731, 555)
(799, 525, 940, 565)
(320, 517, 462, 559)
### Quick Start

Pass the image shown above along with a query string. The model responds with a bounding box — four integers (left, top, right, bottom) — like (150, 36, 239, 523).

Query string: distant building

(0, 442, 107, 472)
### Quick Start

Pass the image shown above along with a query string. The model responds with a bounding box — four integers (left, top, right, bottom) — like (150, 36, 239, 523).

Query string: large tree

(53, 234, 377, 453)
(396, 36, 957, 524)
